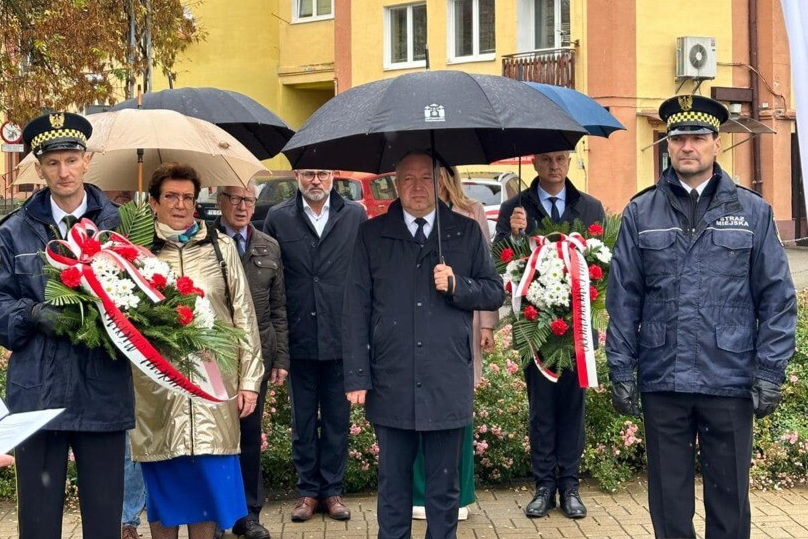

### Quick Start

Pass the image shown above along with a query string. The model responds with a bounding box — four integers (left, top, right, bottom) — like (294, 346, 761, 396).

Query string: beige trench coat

(452, 200, 499, 384)
(131, 222, 263, 461)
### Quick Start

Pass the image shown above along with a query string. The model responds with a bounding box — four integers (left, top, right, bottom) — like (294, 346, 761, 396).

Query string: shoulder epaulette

(0, 207, 22, 228)
(735, 184, 763, 198)
(630, 184, 657, 201)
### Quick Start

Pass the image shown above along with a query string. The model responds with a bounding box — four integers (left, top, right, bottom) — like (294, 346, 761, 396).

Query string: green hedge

(2, 291, 808, 498)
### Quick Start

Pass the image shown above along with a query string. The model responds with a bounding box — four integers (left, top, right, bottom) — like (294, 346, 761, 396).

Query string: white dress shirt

(302, 198, 330, 237)
(403, 209, 436, 240)
(51, 192, 88, 237)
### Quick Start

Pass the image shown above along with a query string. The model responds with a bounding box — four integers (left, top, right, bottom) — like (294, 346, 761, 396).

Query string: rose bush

(3, 291, 808, 498)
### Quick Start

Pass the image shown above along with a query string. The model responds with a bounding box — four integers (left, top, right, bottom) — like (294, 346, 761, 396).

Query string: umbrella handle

(440, 255, 454, 296)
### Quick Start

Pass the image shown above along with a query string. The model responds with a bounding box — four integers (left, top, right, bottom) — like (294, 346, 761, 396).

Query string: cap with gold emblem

(22, 112, 92, 158)
(658, 95, 728, 136)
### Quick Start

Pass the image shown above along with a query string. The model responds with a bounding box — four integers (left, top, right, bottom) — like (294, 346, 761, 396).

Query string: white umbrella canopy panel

(14, 108, 270, 191)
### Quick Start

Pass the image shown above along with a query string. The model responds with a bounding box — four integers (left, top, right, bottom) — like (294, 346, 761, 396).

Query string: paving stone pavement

(0, 478, 807, 539)
(1, 248, 807, 538)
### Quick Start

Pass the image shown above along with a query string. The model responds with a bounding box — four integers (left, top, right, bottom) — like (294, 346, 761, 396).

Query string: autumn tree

(0, 0, 204, 124)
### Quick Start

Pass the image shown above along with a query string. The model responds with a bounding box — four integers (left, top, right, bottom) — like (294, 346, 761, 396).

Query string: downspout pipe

(750, 0, 763, 193)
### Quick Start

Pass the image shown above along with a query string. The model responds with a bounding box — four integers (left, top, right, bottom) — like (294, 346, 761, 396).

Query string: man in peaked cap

(605, 95, 796, 539)
(1, 112, 133, 539)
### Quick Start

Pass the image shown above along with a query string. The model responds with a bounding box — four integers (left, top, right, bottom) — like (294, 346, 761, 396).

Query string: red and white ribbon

(45, 218, 229, 403)
(512, 232, 598, 389)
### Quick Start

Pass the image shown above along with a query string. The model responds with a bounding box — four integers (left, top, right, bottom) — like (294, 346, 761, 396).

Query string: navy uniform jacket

(0, 185, 134, 431)
(606, 165, 797, 397)
(343, 200, 505, 431)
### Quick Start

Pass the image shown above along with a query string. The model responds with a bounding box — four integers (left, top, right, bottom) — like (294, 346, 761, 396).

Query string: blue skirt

(142, 455, 247, 528)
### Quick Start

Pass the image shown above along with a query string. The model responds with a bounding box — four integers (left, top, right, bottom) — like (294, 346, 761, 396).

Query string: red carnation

(116, 246, 139, 262)
(550, 319, 569, 336)
(590, 286, 599, 300)
(192, 287, 206, 298)
(523, 305, 539, 321)
(505, 281, 513, 293)
(588, 223, 603, 236)
(176, 305, 194, 326)
(500, 248, 515, 263)
(176, 276, 196, 295)
(150, 274, 167, 289)
(83, 238, 102, 256)
(60, 267, 82, 288)
(589, 264, 603, 280)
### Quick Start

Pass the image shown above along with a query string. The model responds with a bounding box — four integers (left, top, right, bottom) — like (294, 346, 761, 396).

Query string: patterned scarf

(156, 221, 200, 245)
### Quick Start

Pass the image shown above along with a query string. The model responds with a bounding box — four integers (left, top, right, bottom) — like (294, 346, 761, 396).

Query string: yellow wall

(149, 0, 338, 170)
(634, 1, 736, 190)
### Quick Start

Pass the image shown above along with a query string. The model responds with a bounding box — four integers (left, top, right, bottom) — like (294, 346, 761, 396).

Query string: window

(449, 0, 495, 61)
(517, 0, 569, 52)
(294, 0, 333, 22)
(385, 3, 427, 68)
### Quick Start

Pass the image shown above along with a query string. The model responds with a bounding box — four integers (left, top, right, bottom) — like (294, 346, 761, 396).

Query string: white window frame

(447, 0, 496, 63)
(293, 0, 334, 23)
(516, 0, 570, 53)
(384, 3, 428, 70)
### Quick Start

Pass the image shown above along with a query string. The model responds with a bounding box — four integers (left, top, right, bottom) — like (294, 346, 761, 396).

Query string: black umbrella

(111, 87, 295, 160)
(282, 70, 587, 264)
(282, 70, 586, 172)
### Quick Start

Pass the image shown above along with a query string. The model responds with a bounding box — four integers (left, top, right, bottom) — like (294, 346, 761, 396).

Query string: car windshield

(334, 179, 362, 201)
(257, 178, 298, 204)
(462, 181, 501, 206)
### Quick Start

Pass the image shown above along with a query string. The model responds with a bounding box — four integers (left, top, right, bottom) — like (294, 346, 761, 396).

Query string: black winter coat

(343, 200, 505, 431)
(0, 185, 134, 431)
(494, 177, 606, 243)
(263, 190, 366, 361)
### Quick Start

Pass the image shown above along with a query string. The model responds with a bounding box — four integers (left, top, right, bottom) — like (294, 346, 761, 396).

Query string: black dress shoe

(233, 519, 270, 539)
(524, 487, 556, 518)
(214, 528, 225, 539)
(560, 489, 587, 519)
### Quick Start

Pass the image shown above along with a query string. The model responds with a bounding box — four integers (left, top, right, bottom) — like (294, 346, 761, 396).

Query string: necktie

(548, 197, 561, 223)
(234, 233, 246, 256)
(62, 214, 78, 237)
(414, 217, 427, 246)
(689, 189, 700, 228)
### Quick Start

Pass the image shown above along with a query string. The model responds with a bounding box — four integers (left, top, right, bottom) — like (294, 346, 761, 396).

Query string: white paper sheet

(0, 402, 64, 454)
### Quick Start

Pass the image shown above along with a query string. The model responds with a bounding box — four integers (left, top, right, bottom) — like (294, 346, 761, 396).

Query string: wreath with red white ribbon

(41, 202, 243, 403)
(493, 216, 620, 388)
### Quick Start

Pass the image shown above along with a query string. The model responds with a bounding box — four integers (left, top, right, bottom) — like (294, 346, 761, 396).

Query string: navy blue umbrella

(112, 88, 295, 160)
(524, 82, 625, 138)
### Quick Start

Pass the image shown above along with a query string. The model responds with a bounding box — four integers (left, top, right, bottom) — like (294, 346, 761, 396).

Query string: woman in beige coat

(131, 163, 263, 539)
(412, 165, 499, 520)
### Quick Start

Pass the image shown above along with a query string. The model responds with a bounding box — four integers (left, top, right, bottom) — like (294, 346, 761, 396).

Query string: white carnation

(193, 296, 216, 329)
(139, 257, 176, 285)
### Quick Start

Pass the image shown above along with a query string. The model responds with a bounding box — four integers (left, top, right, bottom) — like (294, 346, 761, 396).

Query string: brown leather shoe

(121, 525, 140, 539)
(291, 496, 319, 522)
(322, 495, 351, 520)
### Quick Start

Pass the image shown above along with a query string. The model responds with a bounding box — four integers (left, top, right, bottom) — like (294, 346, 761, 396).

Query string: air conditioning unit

(676, 36, 717, 80)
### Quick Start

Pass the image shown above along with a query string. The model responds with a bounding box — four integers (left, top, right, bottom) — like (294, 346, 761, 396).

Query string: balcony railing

(502, 48, 576, 88)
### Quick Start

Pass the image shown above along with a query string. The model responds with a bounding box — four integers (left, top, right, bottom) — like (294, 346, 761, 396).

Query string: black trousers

(238, 377, 269, 523)
(16, 429, 126, 539)
(289, 358, 350, 498)
(643, 392, 753, 539)
(524, 362, 585, 494)
(375, 424, 465, 539)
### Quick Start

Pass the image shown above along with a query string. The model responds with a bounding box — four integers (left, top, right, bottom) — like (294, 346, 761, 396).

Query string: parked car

(460, 171, 529, 236)
(195, 171, 398, 225)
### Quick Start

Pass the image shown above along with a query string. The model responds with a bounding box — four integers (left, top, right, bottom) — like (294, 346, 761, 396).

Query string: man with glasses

(263, 169, 366, 522)
(212, 182, 290, 539)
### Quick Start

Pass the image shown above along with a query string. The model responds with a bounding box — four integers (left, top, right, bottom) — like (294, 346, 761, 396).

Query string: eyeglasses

(161, 193, 196, 207)
(220, 194, 257, 207)
(299, 170, 332, 181)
